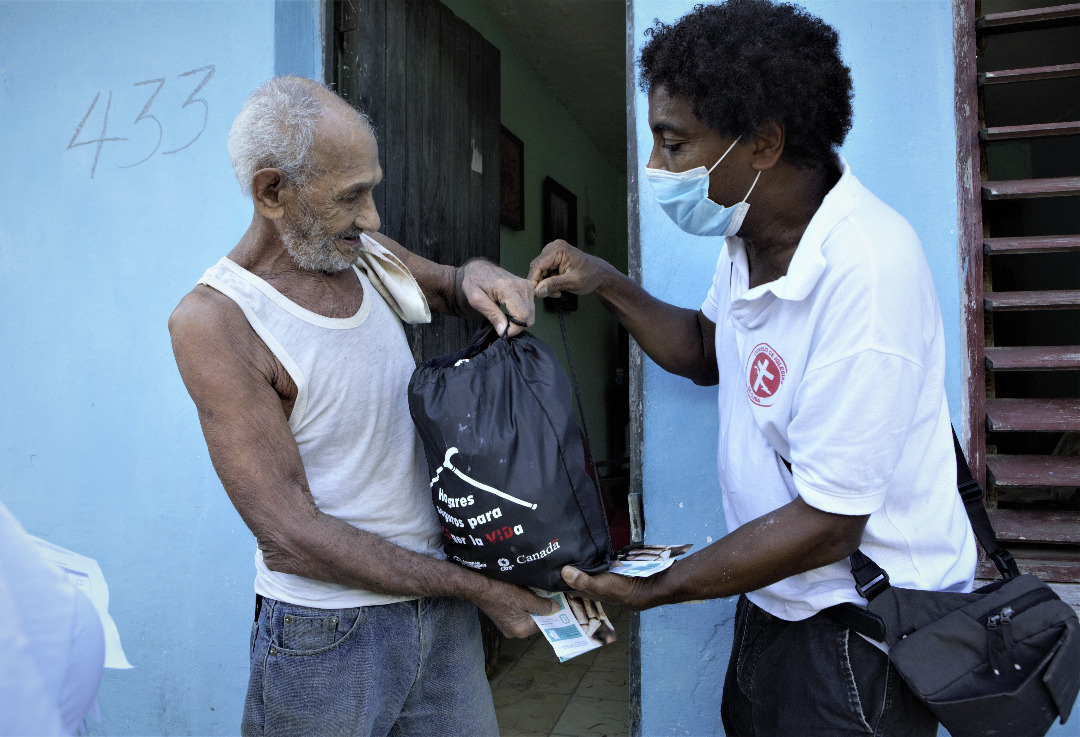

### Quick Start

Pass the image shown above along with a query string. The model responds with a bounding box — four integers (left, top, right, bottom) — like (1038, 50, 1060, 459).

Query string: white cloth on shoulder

(354, 234, 432, 324)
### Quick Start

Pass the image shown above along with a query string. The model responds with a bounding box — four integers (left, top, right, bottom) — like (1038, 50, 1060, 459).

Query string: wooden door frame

(954, 0, 987, 487)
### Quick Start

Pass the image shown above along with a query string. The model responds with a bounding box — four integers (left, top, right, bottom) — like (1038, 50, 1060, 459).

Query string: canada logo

(746, 343, 786, 406)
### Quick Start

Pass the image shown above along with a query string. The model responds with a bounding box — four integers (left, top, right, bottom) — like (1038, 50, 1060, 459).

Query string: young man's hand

(561, 565, 652, 611)
(528, 240, 613, 300)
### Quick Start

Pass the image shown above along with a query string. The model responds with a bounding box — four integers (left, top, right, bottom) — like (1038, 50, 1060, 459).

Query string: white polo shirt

(700, 158, 976, 621)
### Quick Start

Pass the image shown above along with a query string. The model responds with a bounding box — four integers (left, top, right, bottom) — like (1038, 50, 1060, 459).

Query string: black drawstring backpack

(407, 322, 613, 591)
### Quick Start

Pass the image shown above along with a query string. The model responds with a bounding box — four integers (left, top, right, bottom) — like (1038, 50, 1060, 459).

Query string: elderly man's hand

(459, 259, 535, 338)
(473, 578, 561, 638)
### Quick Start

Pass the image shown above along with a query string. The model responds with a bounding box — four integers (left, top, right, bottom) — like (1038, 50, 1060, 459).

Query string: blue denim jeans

(721, 596, 938, 737)
(241, 596, 497, 737)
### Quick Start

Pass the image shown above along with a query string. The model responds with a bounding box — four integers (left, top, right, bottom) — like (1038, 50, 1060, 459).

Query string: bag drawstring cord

(555, 308, 605, 511)
(561, 306, 604, 490)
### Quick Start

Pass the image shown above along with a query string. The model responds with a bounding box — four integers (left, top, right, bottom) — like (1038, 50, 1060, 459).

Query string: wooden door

(333, 0, 501, 361)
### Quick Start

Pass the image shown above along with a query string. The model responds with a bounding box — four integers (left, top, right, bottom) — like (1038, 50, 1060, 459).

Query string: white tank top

(199, 257, 443, 608)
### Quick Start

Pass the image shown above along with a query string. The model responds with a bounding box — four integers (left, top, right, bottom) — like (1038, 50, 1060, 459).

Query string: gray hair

(227, 76, 370, 197)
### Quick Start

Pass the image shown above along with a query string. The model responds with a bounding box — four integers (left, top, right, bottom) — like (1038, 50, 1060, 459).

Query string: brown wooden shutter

(959, 0, 1080, 581)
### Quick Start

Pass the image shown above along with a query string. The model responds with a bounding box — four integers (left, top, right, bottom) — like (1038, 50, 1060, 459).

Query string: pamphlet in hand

(610, 543, 693, 578)
(529, 544, 692, 661)
(530, 590, 618, 662)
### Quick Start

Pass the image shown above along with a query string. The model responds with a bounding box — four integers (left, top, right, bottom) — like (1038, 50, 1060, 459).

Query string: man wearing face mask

(528, 1, 975, 735)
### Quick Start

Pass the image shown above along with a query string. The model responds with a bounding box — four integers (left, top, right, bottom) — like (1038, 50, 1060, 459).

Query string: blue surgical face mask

(645, 138, 762, 237)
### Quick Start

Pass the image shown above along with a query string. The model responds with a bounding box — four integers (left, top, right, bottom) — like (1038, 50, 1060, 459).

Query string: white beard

(281, 199, 357, 274)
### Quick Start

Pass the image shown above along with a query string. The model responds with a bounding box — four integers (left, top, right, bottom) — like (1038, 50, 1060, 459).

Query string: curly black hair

(639, 0, 853, 169)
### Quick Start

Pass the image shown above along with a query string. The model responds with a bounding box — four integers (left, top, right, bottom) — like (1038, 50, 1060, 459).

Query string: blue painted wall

(631, 1, 1074, 735)
(0, 1, 320, 733)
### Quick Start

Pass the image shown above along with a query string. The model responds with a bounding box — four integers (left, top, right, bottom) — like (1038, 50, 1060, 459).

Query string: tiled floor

(489, 606, 631, 737)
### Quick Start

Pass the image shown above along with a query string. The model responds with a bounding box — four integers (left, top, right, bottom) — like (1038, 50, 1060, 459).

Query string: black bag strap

(850, 426, 1019, 602)
(950, 430, 1019, 580)
(501, 309, 608, 530)
(555, 308, 603, 497)
(849, 549, 892, 601)
(555, 308, 619, 561)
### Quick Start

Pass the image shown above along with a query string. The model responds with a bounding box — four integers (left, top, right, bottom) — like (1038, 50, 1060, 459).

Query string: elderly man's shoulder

(167, 282, 279, 398)
(168, 283, 250, 356)
(170, 284, 239, 331)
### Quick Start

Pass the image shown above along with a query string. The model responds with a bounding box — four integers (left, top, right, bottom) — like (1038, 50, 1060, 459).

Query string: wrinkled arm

(369, 232, 535, 337)
(168, 288, 555, 635)
(560, 497, 869, 610)
(528, 240, 718, 385)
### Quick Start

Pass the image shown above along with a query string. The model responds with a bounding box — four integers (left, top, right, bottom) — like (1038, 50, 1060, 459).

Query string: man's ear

(751, 122, 785, 171)
(251, 168, 292, 220)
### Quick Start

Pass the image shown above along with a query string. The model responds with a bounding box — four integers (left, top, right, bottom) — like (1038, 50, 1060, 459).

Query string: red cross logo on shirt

(746, 343, 786, 406)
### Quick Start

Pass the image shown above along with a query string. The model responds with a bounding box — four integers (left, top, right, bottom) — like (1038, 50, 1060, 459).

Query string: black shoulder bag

(827, 430, 1080, 737)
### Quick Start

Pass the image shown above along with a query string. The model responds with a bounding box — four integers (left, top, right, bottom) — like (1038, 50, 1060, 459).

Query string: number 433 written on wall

(67, 65, 215, 179)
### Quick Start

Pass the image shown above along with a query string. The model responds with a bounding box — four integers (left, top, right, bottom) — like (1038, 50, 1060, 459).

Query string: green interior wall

(441, 0, 630, 461)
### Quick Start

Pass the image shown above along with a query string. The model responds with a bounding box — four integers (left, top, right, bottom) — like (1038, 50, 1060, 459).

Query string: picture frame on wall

(541, 176, 578, 312)
(499, 127, 525, 230)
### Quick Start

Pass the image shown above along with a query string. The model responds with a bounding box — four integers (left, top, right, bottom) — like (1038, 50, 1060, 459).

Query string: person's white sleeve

(787, 348, 924, 516)
(0, 507, 66, 736)
(0, 504, 104, 736)
(700, 253, 727, 323)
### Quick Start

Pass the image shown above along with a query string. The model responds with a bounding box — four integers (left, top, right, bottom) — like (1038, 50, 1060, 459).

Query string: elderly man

(530, 1, 976, 735)
(169, 76, 556, 737)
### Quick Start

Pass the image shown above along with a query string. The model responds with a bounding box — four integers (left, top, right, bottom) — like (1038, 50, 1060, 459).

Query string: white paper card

(530, 590, 617, 662)
(610, 543, 693, 578)
(29, 536, 133, 669)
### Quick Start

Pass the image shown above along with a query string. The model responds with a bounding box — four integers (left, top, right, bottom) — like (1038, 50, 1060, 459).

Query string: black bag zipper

(987, 586, 1059, 675)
